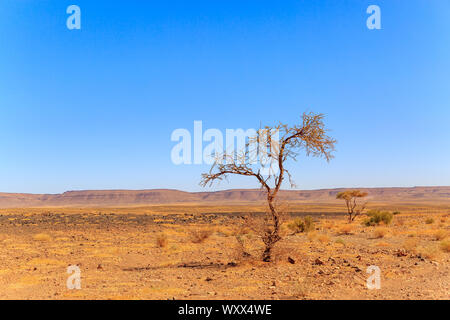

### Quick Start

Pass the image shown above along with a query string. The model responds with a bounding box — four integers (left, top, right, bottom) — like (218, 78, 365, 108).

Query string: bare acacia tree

(200, 112, 336, 262)
(336, 190, 368, 222)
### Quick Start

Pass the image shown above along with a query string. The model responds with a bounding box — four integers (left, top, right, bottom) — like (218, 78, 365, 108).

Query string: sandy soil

(0, 210, 448, 300)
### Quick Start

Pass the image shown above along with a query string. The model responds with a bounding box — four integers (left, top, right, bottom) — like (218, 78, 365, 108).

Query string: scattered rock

(314, 258, 324, 265)
(395, 249, 408, 257)
(352, 266, 362, 272)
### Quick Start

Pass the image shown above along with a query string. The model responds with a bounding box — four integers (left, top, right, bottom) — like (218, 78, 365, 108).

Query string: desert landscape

(2, 1, 449, 304)
(0, 187, 448, 300)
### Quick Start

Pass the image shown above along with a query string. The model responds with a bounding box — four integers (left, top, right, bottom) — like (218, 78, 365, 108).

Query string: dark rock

(314, 258, 324, 265)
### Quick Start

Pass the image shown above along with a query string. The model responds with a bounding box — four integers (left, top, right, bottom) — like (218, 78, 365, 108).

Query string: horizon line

(1, 185, 449, 196)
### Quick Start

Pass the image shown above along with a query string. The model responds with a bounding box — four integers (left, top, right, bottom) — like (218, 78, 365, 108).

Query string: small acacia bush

(288, 216, 315, 234)
(425, 218, 434, 225)
(363, 210, 394, 226)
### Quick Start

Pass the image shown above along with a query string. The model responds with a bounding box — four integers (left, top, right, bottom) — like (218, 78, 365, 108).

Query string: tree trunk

(261, 197, 281, 262)
(262, 245, 272, 262)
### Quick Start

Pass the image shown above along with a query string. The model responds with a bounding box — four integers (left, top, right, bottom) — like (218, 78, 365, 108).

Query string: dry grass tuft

(373, 227, 388, 239)
(416, 246, 440, 260)
(307, 231, 317, 242)
(440, 240, 450, 253)
(155, 234, 168, 248)
(317, 234, 330, 244)
(189, 228, 213, 244)
(432, 230, 448, 241)
(337, 224, 353, 235)
(402, 238, 419, 252)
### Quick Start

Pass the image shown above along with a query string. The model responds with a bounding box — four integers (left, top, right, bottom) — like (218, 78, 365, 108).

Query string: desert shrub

(433, 230, 448, 241)
(392, 211, 401, 215)
(417, 246, 439, 260)
(156, 234, 168, 247)
(33, 233, 52, 242)
(337, 224, 353, 235)
(288, 216, 315, 234)
(189, 228, 213, 243)
(335, 238, 346, 246)
(363, 210, 394, 226)
(440, 240, 450, 252)
(425, 218, 434, 224)
(373, 227, 388, 239)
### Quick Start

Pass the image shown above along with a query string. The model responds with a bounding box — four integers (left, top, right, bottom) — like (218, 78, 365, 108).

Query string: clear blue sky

(1, 1, 449, 194)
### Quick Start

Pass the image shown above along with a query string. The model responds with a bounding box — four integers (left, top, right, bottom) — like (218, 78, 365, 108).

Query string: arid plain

(0, 187, 449, 300)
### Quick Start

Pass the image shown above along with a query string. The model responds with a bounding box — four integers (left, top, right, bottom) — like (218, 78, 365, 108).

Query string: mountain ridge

(0, 186, 449, 208)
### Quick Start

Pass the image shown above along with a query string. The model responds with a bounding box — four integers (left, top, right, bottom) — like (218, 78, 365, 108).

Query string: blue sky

(0, 1, 449, 194)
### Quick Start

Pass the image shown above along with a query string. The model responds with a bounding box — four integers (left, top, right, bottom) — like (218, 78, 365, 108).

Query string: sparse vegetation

(373, 227, 388, 239)
(363, 210, 394, 226)
(416, 246, 439, 260)
(337, 224, 354, 235)
(1, 203, 449, 299)
(189, 228, 213, 244)
(156, 234, 168, 247)
(288, 216, 315, 234)
(402, 238, 419, 252)
(336, 190, 368, 222)
(440, 240, 450, 252)
(201, 112, 336, 262)
(317, 234, 330, 244)
(432, 230, 448, 241)
(425, 218, 434, 224)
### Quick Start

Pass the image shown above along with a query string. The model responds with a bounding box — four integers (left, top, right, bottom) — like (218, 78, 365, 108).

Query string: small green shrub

(363, 210, 394, 226)
(288, 216, 315, 234)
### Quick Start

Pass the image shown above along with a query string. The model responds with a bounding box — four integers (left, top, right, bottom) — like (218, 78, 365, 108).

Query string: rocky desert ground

(0, 199, 448, 300)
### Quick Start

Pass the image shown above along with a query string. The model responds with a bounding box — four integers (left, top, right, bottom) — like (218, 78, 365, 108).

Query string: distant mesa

(0, 186, 449, 208)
